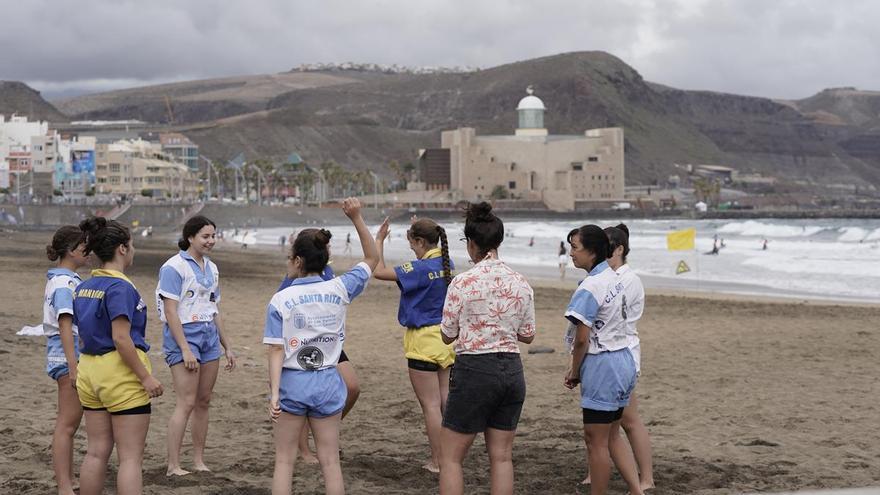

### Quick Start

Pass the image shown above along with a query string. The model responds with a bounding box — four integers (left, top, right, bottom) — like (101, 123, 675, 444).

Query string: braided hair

(408, 218, 452, 284)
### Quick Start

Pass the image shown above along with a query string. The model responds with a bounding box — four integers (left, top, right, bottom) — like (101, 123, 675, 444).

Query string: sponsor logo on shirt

(297, 346, 324, 370)
(293, 313, 306, 329)
(185, 289, 195, 299)
(288, 337, 299, 348)
(400, 262, 414, 273)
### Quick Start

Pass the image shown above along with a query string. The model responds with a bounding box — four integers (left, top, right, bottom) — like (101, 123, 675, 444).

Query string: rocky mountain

(0, 81, 68, 122)
(32, 52, 880, 189)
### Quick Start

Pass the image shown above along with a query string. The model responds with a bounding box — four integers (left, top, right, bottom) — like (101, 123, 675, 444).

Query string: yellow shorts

(76, 349, 152, 413)
(403, 325, 455, 369)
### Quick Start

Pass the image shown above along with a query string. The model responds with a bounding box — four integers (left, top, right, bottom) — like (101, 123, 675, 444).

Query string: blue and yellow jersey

(73, 269, 149, 356)
(393, 248, 454, 328)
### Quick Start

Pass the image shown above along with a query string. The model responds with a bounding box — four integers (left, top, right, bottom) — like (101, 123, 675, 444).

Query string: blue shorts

(163, 321, 222, 367)
(580, 348, 638, 411)
(46, 333, 80, 381)
(279, 367, 347, 418)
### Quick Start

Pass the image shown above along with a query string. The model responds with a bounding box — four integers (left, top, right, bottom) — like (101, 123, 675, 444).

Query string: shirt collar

(90, 269, 134, 285)
(288, 275, 325, 286)
(421, 247, 442, 260)
(47, 268, 82, 281)
(615, 264, 631, 275)
(179, 250, 208, 264)
(589, 260, 610, 277)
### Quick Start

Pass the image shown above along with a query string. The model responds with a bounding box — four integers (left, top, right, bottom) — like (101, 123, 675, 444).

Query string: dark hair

(178, 215, 217, 250)
(463, 202, 504, 259)
(292, 228, 332, 274)
(604, 223, 630, 263)
(558, 241, 566, 256)
(567, 224, 609, 271)
(79, 216, 131, 263)
(408, 218, 452, 285)
(47, 225, 84, 261)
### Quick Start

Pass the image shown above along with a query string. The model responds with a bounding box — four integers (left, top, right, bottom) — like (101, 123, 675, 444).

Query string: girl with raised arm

(264, 198, 378, 495)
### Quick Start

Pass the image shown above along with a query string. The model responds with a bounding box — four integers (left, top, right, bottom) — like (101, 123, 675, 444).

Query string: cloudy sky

(2, 0, 878, 100)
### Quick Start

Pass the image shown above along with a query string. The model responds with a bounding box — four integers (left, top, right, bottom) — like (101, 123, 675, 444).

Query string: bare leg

(438, 427, 476, 495)
(52, 375, 82, 495)
(609, 421, 643, 495)
(409, 368, 444, 472)
(78, 410, 113, 495)
(485, 428, 516, 495)
(584, 423, 612, 495)
(438, 367, 450, 414)
(272, 412, 306, 495)
(166, 364, 199, 476)
(192, 360, 220, 471)
(310, 414, 344, 495)
(112, 413, 150, 495)
(298, 425, 319, 464)
(622, 393, 655, 491)
(336, 361, 360, 419)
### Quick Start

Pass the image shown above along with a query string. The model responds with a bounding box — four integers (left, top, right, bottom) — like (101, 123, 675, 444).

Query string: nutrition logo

(297, 346, 324, 370)
(288, 337, 299, 348)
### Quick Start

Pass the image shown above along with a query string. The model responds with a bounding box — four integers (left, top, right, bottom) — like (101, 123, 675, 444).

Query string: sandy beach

(1, 229, 878, 494)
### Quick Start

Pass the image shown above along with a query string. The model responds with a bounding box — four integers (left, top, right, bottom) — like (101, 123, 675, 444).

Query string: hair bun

(615, 223, 630, 238)
(46, 245, 59, 261)
(465, 201, 495, 222)
(314, 229, 332, 246)
(79, 216, 107, 234)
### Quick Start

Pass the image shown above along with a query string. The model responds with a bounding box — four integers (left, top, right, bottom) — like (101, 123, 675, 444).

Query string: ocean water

(242, 218, 880, 302)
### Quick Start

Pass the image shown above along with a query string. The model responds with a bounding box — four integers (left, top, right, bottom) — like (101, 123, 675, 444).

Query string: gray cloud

(2, 0, 877, 99)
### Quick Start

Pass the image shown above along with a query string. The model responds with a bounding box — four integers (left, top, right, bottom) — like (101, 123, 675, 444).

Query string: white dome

(516, 95, 545, 111)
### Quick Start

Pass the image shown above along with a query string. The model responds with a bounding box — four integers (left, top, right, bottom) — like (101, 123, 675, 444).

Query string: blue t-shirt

(158, 251, 220, 331)
(277, 265, 335, 292)
(393, 250, 453, 328)
(74, 270, 149, 355)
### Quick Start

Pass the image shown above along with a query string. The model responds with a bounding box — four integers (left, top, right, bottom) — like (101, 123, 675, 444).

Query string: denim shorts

(279, 367, 347, 418)
(442, 353, 526, 434)
(580, 348, 637, 412)
(46, 333, 80, 381)
(163, 321, 222, 366)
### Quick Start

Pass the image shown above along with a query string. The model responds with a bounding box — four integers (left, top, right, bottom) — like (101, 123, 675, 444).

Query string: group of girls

(42, 214, 234, 495)
(41, 196, 651, 495)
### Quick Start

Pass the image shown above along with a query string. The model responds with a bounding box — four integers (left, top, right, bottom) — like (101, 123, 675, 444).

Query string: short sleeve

(517, 286, 536, 337)
(262, 303, 284, 345)
(339, 262, 372, 300)
(51, 287, 75, 316)
(105, 283, 137, 323)
(157, 265, 183, 301)
(564, 288, 599, 327)
(394, 262, 429, 292)
(440, 280, 463, 338)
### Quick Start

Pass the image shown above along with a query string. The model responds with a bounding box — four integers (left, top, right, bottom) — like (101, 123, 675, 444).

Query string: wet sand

(0, 230, 878, 494)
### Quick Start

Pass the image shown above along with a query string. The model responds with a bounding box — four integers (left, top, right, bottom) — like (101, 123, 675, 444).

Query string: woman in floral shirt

(438, 202, 535, 495)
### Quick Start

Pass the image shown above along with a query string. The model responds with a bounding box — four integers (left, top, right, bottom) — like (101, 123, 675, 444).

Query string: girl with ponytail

(43, 225, 88, 495)
(73, 216, 163, 495)
(372, 215, 455, 472)
(157, 215, 236, 476)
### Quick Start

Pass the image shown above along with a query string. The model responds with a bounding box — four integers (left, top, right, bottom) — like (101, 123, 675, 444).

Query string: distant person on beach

(344, 232, 352, 256)
(280, 235, 286, 251)
(558, 241, 568, 280)
(708, 239, 720, 255)
(264, 198, 378, 495)
(439, 202, 535, 495)
(577, 225, 654, 491)
(73, 217, 163, 495)
(276, 253, 358, 466)
(762, 239, 768, 250)
(563, 224, 643, 495)
(528, 236, 534, 247)
(44, 226, 88, 495)
(157, 216, 236, 476)
(372, 216, 455, 473)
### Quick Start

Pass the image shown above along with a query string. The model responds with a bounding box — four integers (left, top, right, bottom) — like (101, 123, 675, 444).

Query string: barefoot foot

(422, 462, 440, 474)
(166, 466, 191, 476)
(193, 462, 211, 472)
(581, 474, 591, 485)
(300, 453, 319, 465)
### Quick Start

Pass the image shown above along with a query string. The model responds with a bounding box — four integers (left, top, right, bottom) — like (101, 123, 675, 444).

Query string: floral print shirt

(441, 258, 536, 354)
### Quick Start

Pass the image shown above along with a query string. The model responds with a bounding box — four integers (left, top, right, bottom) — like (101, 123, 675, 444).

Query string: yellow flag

(676, 260, 691, 275)
(667, 228, 696, 251)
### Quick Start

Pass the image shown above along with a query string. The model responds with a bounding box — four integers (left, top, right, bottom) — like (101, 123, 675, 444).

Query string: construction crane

(164, 95, 175, 124)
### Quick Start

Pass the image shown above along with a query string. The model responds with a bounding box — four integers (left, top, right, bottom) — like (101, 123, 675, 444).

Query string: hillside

(0, 81, 68, 122)
(35, 52, 880, 188)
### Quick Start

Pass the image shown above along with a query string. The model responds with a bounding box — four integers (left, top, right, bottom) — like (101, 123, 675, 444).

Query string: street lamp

(248, 164, 267, 206)
(200, 155, 220, 200)
(367, 170, 380, 210)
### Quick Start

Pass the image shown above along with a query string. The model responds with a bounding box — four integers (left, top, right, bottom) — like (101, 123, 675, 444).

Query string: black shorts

(582, 407, 624, 424)
(442, 353, 525, 434)
(338, 349, 349, 363)
(82, 403, 152, 416)
(408, 358, 440, 372)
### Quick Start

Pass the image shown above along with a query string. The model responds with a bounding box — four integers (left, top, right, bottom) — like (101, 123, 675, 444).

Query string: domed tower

(515, 86, 548, 137)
